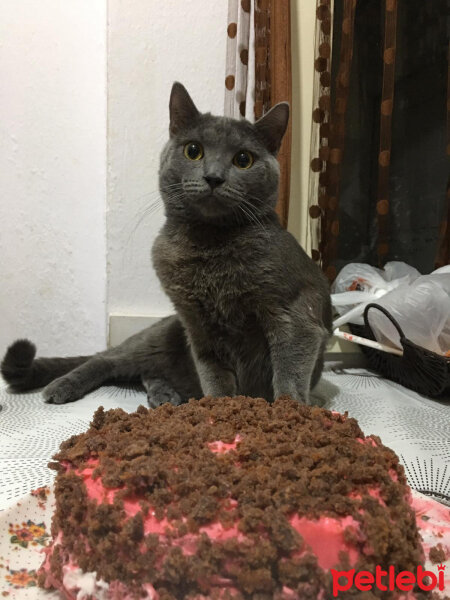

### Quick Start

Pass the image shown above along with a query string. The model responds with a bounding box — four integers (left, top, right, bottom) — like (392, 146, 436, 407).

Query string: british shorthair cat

(2, 83, 332, 407)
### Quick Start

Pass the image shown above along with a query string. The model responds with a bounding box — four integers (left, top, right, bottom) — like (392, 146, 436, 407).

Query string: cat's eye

(233, 150, 254, 169)
(184, 142, 204, 161)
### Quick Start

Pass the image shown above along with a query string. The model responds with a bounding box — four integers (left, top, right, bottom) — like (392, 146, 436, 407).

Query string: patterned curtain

(308, 0, 449, 281)
(225, 0, 292, 228)
(224, 0, 252, 119)
(307, 0, 339, 271)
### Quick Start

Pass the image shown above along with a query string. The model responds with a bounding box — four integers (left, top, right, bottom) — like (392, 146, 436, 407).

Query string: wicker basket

(349, 303, 450, 397)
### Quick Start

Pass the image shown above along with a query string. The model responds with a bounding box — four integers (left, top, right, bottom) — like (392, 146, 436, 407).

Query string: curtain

(225, 0, 292, 228)
(254, 0, 292, 228)
(307, 0, 335, 266)
(224, 0, 252, 119)
(308, 0, 449, 281)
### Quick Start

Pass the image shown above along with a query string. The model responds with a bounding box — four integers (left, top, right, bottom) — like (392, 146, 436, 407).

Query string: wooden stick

(270, 0, 292, 228)
(333, 328, 404, 357)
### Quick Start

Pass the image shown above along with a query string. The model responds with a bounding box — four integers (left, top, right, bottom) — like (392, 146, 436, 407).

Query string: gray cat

(1, 82, 332, 407)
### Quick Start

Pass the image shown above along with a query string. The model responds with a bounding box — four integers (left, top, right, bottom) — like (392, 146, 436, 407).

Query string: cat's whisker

(160, 184, 184, 193)
(124, 194, 166, 242)
(239, 194, 264, 213)
(240, 206, 261, 231)
(128, 184, 182, 216)
(240, 196, 266, 220)
(242, 194, 272, 225)
(164, 189, 186, 198)
(239, 199, 269, 237)
(221, 185, 267, 234)
(130, 188, 168, 206)
(236, 202, 269, 238)
(122, 197, 166, 271)
(134, 187, 186, 225)
(130, 198, 163, 229)
(231, 204, 246, 228)
(235, 205, 250, 228)
(163, 193, 187, 204)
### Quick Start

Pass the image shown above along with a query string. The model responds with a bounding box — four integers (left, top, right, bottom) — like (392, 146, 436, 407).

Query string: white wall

(107, 0, 228, 321)
(0, 1, 107, 356)
(0, 1, 319, 354)
(107, 0, 322, 333)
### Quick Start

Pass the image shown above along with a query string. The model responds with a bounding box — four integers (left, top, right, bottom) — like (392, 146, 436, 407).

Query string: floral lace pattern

(9, 521, 48, 549)
(0, 486, 54, 597)
(5, 569, 38, 589)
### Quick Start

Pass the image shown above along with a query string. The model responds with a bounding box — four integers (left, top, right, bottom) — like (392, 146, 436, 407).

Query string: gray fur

(2, 317, 201, 405)
(1, 83, 331, 406)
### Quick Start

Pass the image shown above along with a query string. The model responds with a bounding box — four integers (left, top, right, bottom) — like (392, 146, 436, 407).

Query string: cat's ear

(169, 82, 200, 136)
(254, 102, 290, 154)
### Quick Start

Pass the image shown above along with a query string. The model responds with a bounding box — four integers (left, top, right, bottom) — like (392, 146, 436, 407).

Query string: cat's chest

(153, 235, 261, 319)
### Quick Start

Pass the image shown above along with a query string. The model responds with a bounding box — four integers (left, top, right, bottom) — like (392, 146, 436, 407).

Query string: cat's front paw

(146, 380, 183, 410)
(43, 378, 81, 404)
(275, 390, 310, 405)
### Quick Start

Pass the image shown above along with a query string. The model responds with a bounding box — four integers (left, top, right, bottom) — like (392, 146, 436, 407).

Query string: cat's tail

(1, 339, 91, 391)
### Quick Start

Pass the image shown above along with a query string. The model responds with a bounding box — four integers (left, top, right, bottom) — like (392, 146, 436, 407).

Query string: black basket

(349, 303, 450, 397)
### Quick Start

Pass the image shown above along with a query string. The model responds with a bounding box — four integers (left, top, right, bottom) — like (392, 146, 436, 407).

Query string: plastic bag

(331, 262, 421, 328)
(368, 266, 450, 355)
(331, 262, 450, 356)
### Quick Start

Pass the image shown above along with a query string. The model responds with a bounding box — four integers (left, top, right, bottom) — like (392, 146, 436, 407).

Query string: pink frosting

(207, 435, 241, 454)
(289, 514, 361, 569)
(72, 445, 366, 572)
(44, 437, 448, 600)
(357, 437, 378, 447)
(410, 493, 450, 591)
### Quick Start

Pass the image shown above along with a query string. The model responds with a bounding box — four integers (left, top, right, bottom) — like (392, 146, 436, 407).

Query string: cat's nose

(204, 175, 225, 190)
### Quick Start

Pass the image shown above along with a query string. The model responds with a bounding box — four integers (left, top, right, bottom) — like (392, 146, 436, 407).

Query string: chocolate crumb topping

(429, 543, 446, 564)
(42, 396, 430, 599)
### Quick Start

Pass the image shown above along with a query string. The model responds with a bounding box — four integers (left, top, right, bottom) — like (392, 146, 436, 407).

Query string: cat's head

(159, 82, 289, 225)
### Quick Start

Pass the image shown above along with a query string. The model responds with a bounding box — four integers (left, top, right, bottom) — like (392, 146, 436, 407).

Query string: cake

(38, 396, 438, 600)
